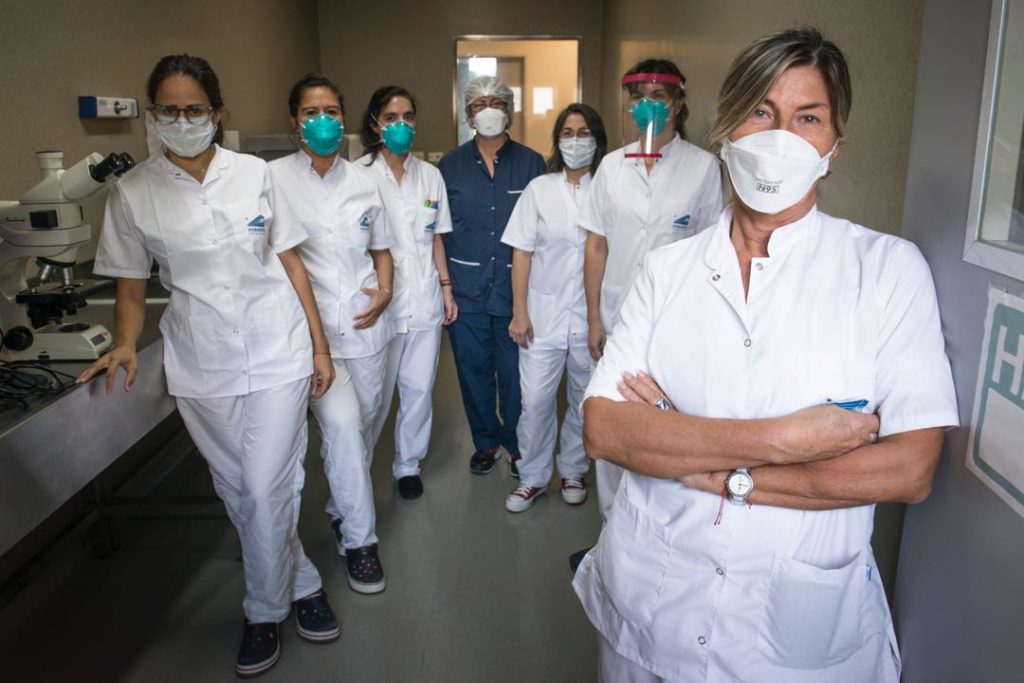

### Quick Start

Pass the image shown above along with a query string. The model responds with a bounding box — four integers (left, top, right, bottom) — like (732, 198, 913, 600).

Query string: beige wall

(0, 0, 320, 260)
(602, 0, 924, 234)
(317, 0, 604, 159)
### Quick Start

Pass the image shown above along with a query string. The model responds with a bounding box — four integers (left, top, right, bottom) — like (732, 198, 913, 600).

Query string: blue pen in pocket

(827, 398, 869, 411)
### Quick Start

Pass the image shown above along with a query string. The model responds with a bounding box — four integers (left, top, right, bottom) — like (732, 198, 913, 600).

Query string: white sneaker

(561, 476, 588, 505)
(505, 484, 548, 512)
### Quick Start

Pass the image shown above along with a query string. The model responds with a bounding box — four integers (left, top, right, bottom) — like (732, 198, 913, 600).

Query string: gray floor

(0, 338, 601, 682)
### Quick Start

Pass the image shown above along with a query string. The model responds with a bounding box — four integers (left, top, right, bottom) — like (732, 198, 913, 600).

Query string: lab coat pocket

(756, 553, 867, 669)
(417, 206, 438, 244)
(420, 273, 444, 326)
(229, 199, 269, 258)
(595, 498, 671, 629)
(448, 257, 486, 297)
(526, 289, 557, 345)
(163, 309, 227, 375)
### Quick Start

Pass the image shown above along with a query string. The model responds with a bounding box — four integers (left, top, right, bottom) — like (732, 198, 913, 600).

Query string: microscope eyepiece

(88, 152, 136, 182)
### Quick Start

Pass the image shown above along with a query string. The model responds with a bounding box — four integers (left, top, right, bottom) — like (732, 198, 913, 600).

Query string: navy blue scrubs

(439, 137, 545, 454)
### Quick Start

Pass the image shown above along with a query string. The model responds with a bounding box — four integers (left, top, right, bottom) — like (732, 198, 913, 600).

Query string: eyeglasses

(469, 99, 509, 114)
(560, 129, 593, 139)
(148, 104, 216, 125)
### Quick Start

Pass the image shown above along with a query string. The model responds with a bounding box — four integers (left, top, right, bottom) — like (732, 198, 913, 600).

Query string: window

(966, 0, 1024, 279)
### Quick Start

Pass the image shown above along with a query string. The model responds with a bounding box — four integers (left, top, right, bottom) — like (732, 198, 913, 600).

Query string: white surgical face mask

(473, 107, 508, 137)
(155, 118, 217, 158)
(558, 136, 597, 170)
(720, 129, 835, 214)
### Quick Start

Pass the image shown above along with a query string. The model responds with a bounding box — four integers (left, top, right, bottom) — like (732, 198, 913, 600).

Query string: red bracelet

(439, 278, 451, 286)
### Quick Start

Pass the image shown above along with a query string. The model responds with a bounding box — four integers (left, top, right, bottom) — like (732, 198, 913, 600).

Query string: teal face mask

(301, 114, 344, 156)
(630, 98, 670, 136)
(381, 120, 416, 155)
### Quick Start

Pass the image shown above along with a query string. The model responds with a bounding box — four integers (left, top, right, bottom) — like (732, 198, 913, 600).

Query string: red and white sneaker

(505, 484, 548, 512)
(561, 476, 587, 505)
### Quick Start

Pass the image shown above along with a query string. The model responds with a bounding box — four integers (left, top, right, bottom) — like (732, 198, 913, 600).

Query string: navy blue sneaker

(294, 590, 340, 644)
(236, 620, 280, 678)
(469, 448, 500, 475)
(397, 475, 423, 499)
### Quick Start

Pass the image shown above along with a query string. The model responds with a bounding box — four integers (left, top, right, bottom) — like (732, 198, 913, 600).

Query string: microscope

(0, 150, 134, 361)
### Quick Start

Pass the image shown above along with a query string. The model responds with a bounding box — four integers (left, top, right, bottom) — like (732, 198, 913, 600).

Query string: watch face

(727, 472, 753, 496)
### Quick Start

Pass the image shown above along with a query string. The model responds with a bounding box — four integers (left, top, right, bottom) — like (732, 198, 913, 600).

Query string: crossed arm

(583, 373, 944, 510)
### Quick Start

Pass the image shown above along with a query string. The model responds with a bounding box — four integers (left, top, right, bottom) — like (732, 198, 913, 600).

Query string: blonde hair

(709, 27, 852, 147)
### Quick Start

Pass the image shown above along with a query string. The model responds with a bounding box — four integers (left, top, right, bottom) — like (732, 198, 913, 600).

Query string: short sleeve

(500, 180, 540, 251)
(584, 253, 658, 404)
(265, 172, 308, 253)
(433, 174, 454, 235)
(93, 183, 153, 279)
(368, 188, 394, 250)
(874, 241, 959, 436)
(578, 163, 609, 236)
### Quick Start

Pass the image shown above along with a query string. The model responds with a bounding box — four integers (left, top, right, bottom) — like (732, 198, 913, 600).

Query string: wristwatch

(725, 467, 754, 505)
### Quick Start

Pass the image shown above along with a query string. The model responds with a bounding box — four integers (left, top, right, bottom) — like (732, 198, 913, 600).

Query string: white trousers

(345, 347, 390, 457)
(596, 460, 625, 522)
(599, 634, 671, 683)
(379, 327, 442, 479)
(310, 359, 377, 548)
(516, 342, 593, 489)
(176, 378, 321, 623)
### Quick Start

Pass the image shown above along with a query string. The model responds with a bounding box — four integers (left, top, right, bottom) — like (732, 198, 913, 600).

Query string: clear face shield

(620, 72, 684, 159)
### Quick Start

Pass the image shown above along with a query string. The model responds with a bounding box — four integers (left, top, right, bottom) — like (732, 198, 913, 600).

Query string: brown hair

(710, 27, 852, 147)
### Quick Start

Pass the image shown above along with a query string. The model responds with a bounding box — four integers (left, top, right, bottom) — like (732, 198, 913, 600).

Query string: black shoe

(469, 448, 500, 475)
(236, 620, 280, 679)
(346, 544, 386, 594)
(508, 453, 520, 479)
(397, 475, 423, 499)
(294, 590, 340, 644)
(569, 547, 593, 574)
(330, 518, 345, 557)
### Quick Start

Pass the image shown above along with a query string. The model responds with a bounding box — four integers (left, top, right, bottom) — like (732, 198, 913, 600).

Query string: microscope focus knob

(4, 326, 33, 352)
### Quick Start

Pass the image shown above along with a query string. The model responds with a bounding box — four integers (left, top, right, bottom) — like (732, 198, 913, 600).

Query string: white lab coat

(501, 170, 593, 487)
(94, 147, 322, 622)
(96, 147, 313, 398)
(578, 134, 723, 334)
(267, 150, 394, 360)
(355, 153, 452, 477)
(574, 207, 959, 682)
(268, 150, 393, 533)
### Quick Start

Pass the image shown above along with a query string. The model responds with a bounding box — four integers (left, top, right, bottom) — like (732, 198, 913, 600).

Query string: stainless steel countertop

(0, 276, 175, 556)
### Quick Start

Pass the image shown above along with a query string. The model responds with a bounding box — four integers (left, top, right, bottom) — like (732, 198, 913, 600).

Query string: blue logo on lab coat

(359, 215, 371, 231)
(425, 221, 436, 233)
(673, 214, 691, 228)
(247, 215, 266, 233)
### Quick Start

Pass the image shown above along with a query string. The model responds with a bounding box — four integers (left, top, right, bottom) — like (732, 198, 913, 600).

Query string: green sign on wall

(967, 287, 1024, 518)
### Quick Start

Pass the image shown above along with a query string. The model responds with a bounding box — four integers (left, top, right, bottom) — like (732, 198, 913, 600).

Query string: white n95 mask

(558, 137, 597, 170)
(720, 129, 835, 214)
(473, 107, 508, 137)
(155, 118, 217, 158)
